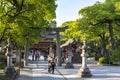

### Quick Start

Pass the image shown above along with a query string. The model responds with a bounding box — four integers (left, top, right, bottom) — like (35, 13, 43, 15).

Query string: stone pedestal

(77, 40, 92, 78)
(77, 67, 92, 77)
(5, 67, 16, 76)
(65, 55, 74, 68)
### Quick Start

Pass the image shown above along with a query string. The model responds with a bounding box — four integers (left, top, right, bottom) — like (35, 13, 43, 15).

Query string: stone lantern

(5, 38, 15, 76)
(77, 40, 92, 77)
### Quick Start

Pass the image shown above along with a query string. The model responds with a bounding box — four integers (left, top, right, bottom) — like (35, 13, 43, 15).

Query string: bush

(99, 57, 109, 64)
(95, 55, 100, 61)
(0, 65, 5, 70)
(111, 46, 120, 62)
(0, 75, 4, 80)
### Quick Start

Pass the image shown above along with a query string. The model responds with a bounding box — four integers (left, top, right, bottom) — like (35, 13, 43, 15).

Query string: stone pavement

(17, 57, 120, 80)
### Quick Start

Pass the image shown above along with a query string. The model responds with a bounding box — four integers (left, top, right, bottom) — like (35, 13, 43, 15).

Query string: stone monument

(65, 43, 74, 68)
(77, 40, 92, 77)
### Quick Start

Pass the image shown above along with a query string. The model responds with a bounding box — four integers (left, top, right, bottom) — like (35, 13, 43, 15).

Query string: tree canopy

(0, 0, 57, 47)
(60, 0, 120, 57)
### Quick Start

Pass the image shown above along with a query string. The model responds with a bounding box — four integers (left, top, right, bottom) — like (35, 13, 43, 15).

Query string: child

(48, 60, 51, 73)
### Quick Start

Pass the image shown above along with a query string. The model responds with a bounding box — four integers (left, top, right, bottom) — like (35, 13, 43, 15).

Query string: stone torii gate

(32, 26, 68, 66)
(24, 26, 68, 66)
(41, 26, 68, 66)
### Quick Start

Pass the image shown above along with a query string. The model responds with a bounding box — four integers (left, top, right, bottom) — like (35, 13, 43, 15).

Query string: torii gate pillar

(53, 26, 68, 66)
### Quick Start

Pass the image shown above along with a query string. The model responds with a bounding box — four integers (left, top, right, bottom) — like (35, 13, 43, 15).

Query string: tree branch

(0, 28, 11, 43)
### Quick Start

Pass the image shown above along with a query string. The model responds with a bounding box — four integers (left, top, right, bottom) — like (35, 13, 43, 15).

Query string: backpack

(51, 62, 56, 66)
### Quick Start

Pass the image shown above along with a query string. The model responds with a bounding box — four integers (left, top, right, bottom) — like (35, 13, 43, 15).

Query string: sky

(55, 0, 105, 26)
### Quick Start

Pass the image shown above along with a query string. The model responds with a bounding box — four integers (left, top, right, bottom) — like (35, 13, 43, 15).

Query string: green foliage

(0, 65, 5, 70)
(111, 46, 120, 62)
(0, 75, 4, 80)
(115, 2, 120, 14)
(99, 57, 105, 63)
(95, 55, 100, 61)
(60, 0, 120, 58)
(99, 56, 109, 64)
(0, 0, 57, 48)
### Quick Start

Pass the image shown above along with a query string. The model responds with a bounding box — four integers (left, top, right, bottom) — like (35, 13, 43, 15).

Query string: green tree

(60, 0, 120, 58)
(0, 0, 57, 47)
(78, 0, 120, 54)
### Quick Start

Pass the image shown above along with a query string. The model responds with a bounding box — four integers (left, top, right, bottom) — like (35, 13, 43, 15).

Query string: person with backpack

(51, 59, 56, 74)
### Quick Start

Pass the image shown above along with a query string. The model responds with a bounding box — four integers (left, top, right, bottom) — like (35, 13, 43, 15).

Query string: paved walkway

(17, 57, 120, 80)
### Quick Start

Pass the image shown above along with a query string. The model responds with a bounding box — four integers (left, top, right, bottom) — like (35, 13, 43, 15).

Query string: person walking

(48, 60, 51, 73)
(51, 59, 56, 74)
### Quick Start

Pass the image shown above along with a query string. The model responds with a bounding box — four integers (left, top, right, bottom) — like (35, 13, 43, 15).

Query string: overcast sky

(55, 0, 105, 26)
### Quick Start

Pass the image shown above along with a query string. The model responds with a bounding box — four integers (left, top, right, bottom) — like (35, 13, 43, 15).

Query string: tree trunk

(25, 37, 29, 66)
(15, 47, 21, 67)
(99, 33, 108, 56)
(108, 22, 114, 50)
(101, 45, 107, 56)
